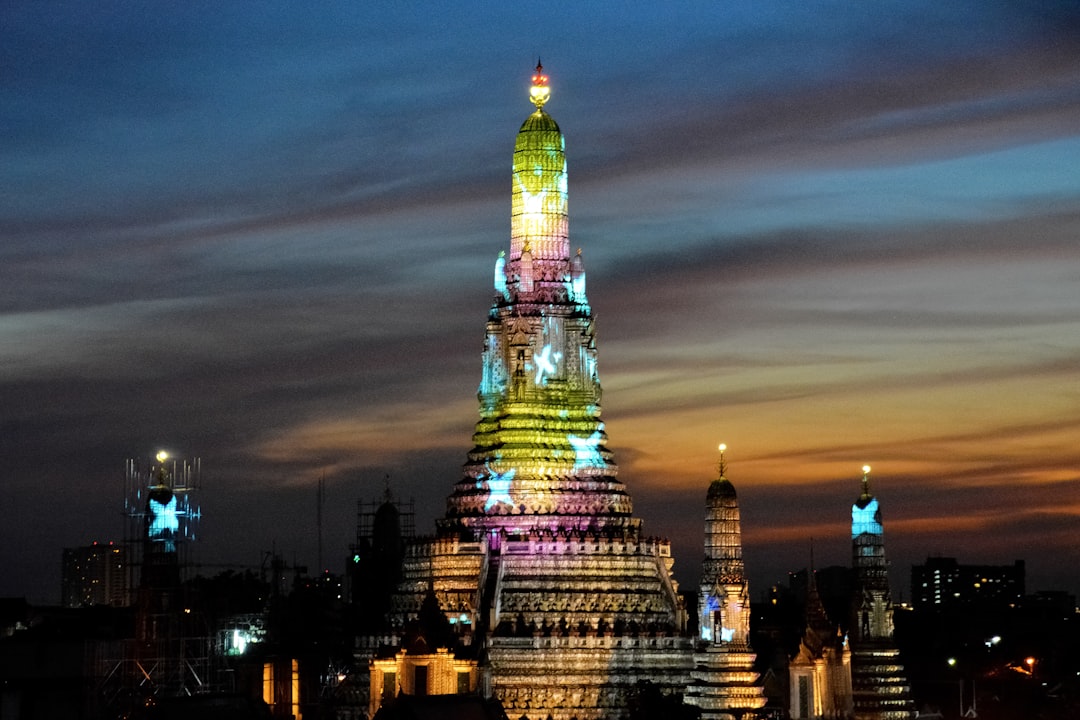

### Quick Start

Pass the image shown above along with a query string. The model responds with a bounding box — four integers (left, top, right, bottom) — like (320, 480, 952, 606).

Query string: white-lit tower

(686, 444, 767, 718)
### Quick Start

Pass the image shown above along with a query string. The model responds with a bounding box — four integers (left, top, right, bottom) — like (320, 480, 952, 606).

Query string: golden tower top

(530, 60, 550, 109)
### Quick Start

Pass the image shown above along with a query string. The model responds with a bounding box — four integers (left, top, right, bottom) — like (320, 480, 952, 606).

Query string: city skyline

(3, 2, 1080, 603)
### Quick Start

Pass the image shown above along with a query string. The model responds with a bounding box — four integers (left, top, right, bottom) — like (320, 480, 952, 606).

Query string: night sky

(4, 2, 1080, 605)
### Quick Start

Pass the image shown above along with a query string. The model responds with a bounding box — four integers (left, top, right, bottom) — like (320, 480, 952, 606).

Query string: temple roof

(707, 477, 737, 501)
(519, 109, 560, 134)
(707, 445, 737, 500)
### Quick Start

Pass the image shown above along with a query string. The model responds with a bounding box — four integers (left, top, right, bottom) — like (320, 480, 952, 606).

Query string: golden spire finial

(861, 464, 872, 498)
(717, 443, 727, 479)
(530, 59, 550, 109)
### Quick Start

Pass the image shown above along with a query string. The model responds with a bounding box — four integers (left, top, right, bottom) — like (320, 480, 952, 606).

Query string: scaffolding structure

(94, 453, 221, 715)
(122, 453, 201, 586)
(355, 493, 415, 548)
(94, 635, 216, 708)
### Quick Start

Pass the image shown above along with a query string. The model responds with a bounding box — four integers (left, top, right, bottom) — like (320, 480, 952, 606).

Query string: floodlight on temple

(852, 463, 882, 538)
(124, 451, 201, 553)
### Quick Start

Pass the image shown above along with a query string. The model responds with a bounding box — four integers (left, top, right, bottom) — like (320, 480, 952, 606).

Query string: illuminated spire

(530, 59, 550, 109)
(848, 466, 915, 715)
(510, 61, 569, 275)
(445, 65, 618, 535)
(704, 445, 742, 576)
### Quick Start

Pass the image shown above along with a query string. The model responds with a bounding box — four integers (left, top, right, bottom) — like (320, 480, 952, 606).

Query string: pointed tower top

(530, 60, 550, 109)
(708, 443, 737, 501)
(860, 464, 872, 500)
(382, 473, 393, 502)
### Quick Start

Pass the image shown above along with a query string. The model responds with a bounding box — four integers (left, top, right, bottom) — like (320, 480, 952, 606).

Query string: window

(262, 662, 274, 707)
(382, 671, 396, 702)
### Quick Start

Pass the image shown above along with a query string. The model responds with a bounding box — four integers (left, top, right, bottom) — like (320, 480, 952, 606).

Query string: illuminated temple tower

(380, 64, 726, 720)
(685, 445, 767, 717)
(96, 452, 210, 711)
(849, 466, 915, 720)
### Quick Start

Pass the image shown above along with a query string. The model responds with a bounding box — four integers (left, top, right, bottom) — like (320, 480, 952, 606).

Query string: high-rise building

(369, 64, 766, 720)
(911, 557, 1025, 610)
(849, 467, 915, 720)
(60, 542, 128, 608)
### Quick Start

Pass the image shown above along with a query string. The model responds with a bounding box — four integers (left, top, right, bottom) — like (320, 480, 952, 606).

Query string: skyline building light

(60, 542, 128, 608)
(911, 557, 1025, 610)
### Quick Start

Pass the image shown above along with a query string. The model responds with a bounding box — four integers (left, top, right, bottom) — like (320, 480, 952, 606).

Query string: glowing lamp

(156, 450, 168, 463)
(862, 464, 871, 475)
(530, 61, 550, 109)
